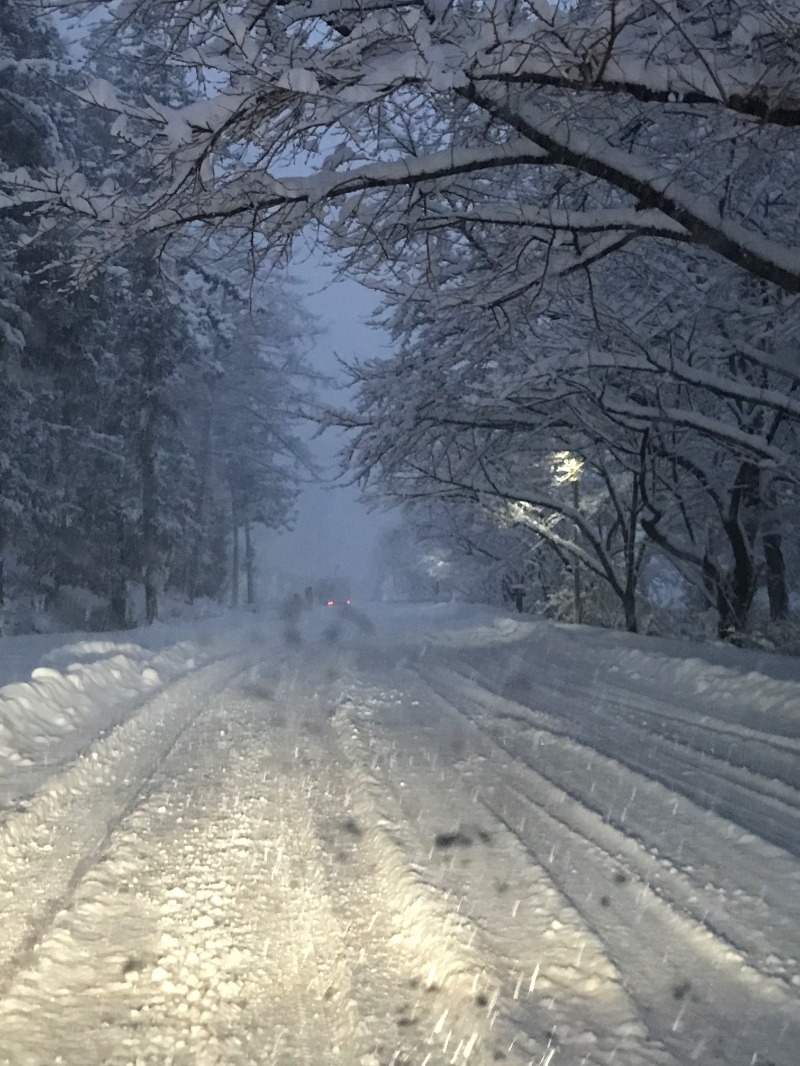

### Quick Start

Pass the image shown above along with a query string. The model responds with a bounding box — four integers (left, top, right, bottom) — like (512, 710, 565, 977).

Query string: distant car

(315, 577, 352, 606)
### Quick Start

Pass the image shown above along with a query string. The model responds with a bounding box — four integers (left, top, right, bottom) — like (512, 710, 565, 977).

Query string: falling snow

(0, 603, 798, 1065)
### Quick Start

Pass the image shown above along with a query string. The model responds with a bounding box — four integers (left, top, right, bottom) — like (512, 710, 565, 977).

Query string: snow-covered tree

(376, 498, 568, 614)
(0, 2, 72, 618)
(172, 266, 317, 608)
(0, 9, 318, 630)
(5, 0, 800, 637)
(334, 220, 800, 636)
(9, 0, 800, 300)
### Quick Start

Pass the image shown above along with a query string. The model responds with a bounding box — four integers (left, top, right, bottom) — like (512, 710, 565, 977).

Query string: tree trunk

(570, 477, 583, 624)
(144, 574, 158, 625)
(244, 519, 255, 606)
(622, 588, 638, 633)
(188, 400, 213, 604)
(717, 463, 759, 638)
(761, 471, 789, 624)
(714, 557, 755, 640)
(621, 471, 642, 633)
(231, 496, 240, 608)
(141, 409, 159, 625)
(764, 532, 789, 622)
(572, 561, 583, 624)
(109, 573, 128, 630)
(107, 512, 128, 629)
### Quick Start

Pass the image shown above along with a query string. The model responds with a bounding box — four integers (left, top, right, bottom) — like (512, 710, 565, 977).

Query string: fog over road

(0, 606, 798, 1066)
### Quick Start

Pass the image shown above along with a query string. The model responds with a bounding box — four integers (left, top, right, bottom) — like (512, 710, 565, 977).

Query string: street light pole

(552, 451, 584, 625)
(571, 474, 582, 625)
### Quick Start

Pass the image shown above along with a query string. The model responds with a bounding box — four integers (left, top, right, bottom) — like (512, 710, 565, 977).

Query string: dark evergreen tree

(0, 2, 70, 623)
(0, 8, 319, 631)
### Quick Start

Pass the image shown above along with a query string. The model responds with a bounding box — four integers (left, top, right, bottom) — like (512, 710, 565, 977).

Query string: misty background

(262, 263, 393, 601)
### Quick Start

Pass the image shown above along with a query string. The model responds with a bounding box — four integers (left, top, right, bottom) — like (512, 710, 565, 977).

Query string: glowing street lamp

(552, 450, 584, 484)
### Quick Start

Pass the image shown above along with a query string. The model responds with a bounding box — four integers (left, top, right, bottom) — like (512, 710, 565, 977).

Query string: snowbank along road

(0, 604, 798, 1066)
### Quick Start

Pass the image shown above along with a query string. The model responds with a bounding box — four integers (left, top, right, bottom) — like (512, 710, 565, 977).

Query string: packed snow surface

(0, 603, 798, 1066)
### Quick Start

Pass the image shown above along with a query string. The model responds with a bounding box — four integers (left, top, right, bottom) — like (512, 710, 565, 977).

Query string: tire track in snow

(409, 662, 800, 1066)
(3, 630, 796, 1066)
(0, 671, 362, 1065)
(420, 663, 800, 984)
(441, 649, 800, 857)
(0, 649, 517, 1065)
(335, 672, 679, 1066)
(328, 699, 540, 1065)
(0, 652, 251, 1001)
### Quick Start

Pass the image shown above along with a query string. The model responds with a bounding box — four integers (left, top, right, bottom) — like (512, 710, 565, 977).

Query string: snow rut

(409, 661, 800, 1066)
(334, 671, 678, 1066)
(0, 650, 521, 1065)
(442, 647, 800, 858)
(2, 634, 797, 1066)
(0, 653, 249, 1001)
(419, 663, 800, 980)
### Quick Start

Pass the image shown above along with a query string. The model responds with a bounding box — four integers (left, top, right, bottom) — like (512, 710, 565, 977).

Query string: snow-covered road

(0, 606, 798, 1066)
